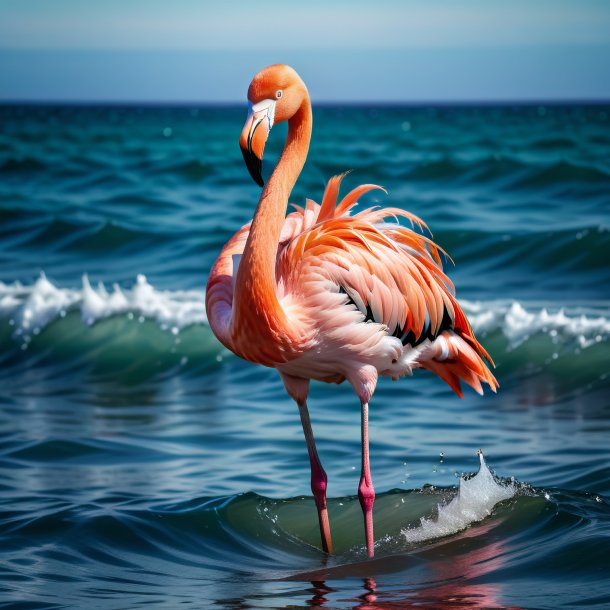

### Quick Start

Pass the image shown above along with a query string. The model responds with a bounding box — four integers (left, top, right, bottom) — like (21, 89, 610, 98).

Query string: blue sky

(1, 0, 609, 102)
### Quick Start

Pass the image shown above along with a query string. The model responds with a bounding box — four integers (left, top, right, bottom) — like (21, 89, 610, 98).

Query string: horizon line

(2, 98, 610, 108)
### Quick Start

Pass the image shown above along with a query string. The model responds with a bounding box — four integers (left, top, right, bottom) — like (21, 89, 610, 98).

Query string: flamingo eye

(275, 90, 283, 99)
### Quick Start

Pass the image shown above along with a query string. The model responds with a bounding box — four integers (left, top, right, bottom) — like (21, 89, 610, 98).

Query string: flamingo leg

(358, 401, 375, 558)
(297, 401, 333, 554)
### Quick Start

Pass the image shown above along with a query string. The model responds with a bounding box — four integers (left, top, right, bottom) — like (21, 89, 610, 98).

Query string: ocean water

(0, 103, 609, 609)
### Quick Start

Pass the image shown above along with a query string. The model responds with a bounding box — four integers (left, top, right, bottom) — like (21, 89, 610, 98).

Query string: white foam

(0, 276, 608, 350)
(463, 299, 610, 349)
(0, 274, 206, 338)
(402, 451, 515, 544)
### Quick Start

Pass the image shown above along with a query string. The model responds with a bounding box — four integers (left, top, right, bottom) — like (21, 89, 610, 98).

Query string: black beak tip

(241, 146, 264, 187)
(253, 172, 264, 188)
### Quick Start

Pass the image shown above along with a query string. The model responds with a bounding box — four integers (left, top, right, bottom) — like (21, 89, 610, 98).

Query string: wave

(158, 451, 518, 560)
(403, 157, 610, 188)
(463, 299, 610, 349)
(508, 160, 610, 189)
(4, 447, 605, 578)
(155, 158, 215, 181)
(0, 156, 47, 174)
(0, 274, 206, 335)
(1, 275, 608, 357)
(0, 451, 517, 562)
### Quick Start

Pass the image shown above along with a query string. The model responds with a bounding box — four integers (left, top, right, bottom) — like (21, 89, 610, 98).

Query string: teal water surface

(0, 104, 609, 608)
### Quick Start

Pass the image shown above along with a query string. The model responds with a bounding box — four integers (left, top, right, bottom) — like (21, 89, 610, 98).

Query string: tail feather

(422, 331, 498, 398)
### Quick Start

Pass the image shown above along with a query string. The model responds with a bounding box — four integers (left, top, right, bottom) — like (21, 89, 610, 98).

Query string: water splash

(402, 451, 515, 544)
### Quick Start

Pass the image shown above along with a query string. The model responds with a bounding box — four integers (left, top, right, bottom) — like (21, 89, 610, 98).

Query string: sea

(0, 103, 609, 609)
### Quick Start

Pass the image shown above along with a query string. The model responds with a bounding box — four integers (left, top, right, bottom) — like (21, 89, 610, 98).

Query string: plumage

(206, 64, 497, 558)
(209, 175, 496, 394)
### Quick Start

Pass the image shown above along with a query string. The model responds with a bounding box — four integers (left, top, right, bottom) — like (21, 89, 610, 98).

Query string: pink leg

(298, 401, 333, 554)
(358, 401, 375, 558)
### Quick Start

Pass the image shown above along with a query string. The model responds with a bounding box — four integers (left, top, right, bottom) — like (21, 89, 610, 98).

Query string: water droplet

(127, 312, 134, 320)
(351, 466, 356, 470)
(401, 121, 411, 131)
(171, 326, 179, 335)
(180, 357, 188, 366)
(138, 315, 145, 323)
(162, 127, 172, 137)
(544, 492, 550, 500)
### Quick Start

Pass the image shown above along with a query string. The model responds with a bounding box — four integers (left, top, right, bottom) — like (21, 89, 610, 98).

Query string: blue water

(0, 104, 609, 608)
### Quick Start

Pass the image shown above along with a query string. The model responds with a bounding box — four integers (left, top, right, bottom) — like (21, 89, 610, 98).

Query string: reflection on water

(267, 522, 518, 609)
(278, 521, 518, 610)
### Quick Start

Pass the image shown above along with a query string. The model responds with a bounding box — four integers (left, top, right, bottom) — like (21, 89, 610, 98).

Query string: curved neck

(232, 98, 312, 360)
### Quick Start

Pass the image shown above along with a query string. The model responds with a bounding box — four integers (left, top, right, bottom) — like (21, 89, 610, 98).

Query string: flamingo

(206, 64, 497, 558)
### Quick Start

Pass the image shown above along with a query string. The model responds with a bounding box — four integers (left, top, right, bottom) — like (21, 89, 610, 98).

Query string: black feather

(340, 285, 453, 347)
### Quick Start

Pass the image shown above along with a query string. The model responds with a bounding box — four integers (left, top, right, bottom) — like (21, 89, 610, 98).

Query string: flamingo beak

(239, 99, 276, 187)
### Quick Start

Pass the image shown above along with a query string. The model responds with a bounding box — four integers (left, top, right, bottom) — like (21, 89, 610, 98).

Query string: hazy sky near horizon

(1, 0, 609, 102)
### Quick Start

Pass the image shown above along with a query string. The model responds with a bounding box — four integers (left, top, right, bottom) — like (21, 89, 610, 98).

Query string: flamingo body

(207, 179, 496, 398)
(206, 64, 497, 557)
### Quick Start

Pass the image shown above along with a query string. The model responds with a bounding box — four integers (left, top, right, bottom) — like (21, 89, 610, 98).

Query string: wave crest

(0, 274, 206, 340)
(1, 275, 608, 345)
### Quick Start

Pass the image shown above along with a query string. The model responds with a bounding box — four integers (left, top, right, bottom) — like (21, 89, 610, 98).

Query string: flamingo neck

(232, 99, 312, 362)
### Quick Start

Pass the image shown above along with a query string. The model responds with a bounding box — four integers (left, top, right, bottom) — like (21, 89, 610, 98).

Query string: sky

(0, 0, 609, 103)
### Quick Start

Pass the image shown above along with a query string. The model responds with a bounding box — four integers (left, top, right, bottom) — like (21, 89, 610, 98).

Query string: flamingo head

(240, 64, 307, 186)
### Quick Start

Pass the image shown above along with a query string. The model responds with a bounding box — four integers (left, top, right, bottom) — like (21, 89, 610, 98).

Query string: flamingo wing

(277, 174, 497, 396)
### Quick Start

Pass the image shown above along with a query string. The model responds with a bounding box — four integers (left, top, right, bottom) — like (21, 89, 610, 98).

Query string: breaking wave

(1, 274, 608, 352)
